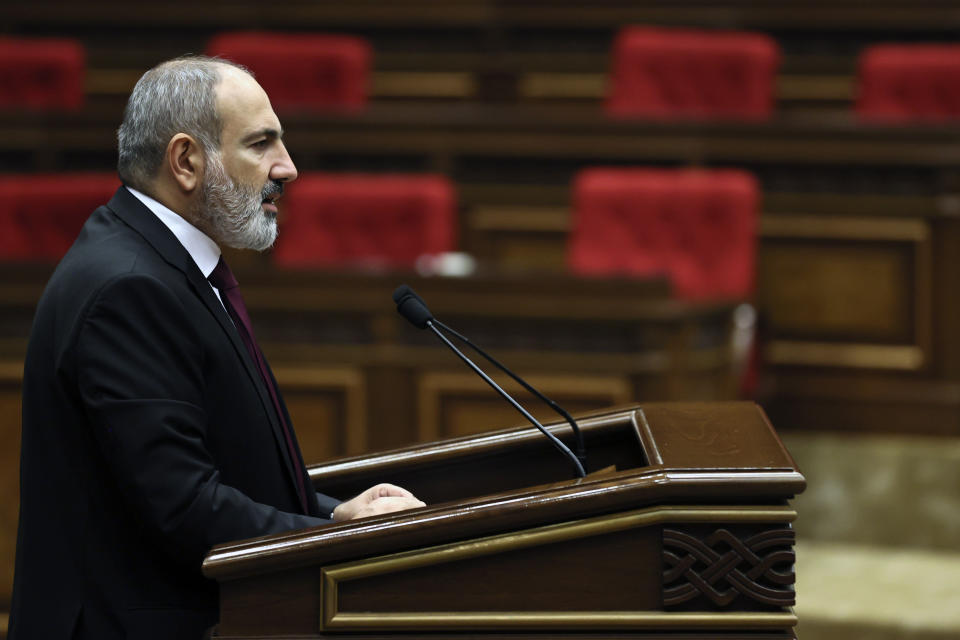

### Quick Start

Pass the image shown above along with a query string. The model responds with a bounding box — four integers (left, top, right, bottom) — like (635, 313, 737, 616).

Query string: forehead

(214, 66, 282, 140)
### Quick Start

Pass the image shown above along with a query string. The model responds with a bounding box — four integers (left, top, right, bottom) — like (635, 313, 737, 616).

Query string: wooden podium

(203, 402, 805, 639)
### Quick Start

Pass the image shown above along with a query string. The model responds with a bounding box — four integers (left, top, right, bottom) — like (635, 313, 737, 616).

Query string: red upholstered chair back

(856, 44, 960, 121)
(0, 173, 120, 261)
(568, 168, 759, 300)
(0, 37, 85, 111)
(606, 27, 779, 120)
(273, 174, 456, 269)
(206, 32, 370, 111)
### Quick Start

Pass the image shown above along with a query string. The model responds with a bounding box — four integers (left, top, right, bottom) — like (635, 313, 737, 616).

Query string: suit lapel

(105, 187, 306, 507)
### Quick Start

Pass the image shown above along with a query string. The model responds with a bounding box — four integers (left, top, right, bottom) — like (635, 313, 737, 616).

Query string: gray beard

(195, 152, 278, 251)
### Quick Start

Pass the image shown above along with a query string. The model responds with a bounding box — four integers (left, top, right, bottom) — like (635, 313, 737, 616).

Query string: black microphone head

(393, 284, 434, 329)
(391, 283, 416, 304)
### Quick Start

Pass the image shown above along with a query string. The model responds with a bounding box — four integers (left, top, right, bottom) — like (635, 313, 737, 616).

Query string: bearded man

(9, 56, 424, 640)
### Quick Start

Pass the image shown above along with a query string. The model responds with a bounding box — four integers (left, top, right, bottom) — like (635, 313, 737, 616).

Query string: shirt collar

(125, 186, 221, 278)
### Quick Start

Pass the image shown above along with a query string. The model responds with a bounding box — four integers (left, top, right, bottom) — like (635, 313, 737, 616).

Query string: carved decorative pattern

(663, 528, 795, 607)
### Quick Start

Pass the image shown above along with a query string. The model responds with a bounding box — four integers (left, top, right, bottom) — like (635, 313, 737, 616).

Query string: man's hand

(332, 483, 426, 521)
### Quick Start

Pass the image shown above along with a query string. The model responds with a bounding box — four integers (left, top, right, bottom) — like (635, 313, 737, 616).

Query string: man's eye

(252, 140, 269, 150)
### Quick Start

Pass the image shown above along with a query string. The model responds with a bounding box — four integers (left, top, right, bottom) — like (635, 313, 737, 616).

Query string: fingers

(332, 484, 424, 521)
(371, 483, 416, 499)
(352, 495, 426, 519)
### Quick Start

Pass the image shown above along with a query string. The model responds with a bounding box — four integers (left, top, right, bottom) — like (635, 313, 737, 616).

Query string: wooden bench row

(7, 0, 960, 110)
(4, 102, 960, 180)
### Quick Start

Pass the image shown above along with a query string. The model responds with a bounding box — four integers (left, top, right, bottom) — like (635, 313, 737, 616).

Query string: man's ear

(166, 133, 204, 193)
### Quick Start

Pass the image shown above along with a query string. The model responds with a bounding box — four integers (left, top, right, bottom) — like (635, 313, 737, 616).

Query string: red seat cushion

(568, 168, 759, 299)
(272, 173, 456, 269)
(0, 173, 120, 261)
(206, 31, 370, 111)
(856, 44, 960, 121)
(0, 37, 85, 111)
(606, 27, 779, 120)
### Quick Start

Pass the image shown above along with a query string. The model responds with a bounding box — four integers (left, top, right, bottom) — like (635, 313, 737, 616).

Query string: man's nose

(271, 142, 298, 183)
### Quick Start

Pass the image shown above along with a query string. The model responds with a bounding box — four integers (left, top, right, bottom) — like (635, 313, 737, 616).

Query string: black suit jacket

(10, 187, 339, 639)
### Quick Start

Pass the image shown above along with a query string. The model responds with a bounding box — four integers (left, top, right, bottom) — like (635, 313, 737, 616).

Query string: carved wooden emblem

(662, 527, 796, 607)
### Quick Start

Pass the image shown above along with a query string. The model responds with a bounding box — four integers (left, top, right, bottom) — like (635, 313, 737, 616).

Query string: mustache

(261, 180, 283, 201)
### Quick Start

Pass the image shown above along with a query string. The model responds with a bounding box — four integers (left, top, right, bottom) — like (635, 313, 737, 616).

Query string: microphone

(393, 285, 433, 329)
(392, 284, 586, 478)
(393, 285, 586, 465)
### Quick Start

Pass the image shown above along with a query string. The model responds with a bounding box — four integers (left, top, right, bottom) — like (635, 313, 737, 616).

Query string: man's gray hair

(117, 55, 251, 192)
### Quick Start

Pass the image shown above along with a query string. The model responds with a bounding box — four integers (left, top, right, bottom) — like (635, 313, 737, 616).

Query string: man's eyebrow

(241, 128, 283, 144)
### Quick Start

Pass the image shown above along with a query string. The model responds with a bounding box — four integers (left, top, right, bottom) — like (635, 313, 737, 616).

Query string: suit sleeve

(76, 272, 328, 565)
(316, 492, 342, 518)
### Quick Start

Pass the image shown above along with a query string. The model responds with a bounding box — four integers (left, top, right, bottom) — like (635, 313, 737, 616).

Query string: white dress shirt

(126, 186, 225, 304)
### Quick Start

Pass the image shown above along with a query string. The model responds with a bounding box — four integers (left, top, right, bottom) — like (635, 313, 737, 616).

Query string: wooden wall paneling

(663, 370, 739, 403)
(631, 373, 676, 405)
(757, 212, 957, 434)
(518, 70, 852, 109)
(416, 371, 633, 440)
(273, 366, 368, 463)
(932, 218, 960, 378)
(763, 192, 946, 219)
(473, 230, 566, 273)
(466, 205, 569, 272)
(363, 365, 420, 451)
(371, 71, 476, 100)
(760, 238, 913, 340)
(759, 215, 932, 371)
(518, 72, 606, 101)
(763, 374, 960, 435)
(664, 320, 699, 401)
(905, 210, 933, 366)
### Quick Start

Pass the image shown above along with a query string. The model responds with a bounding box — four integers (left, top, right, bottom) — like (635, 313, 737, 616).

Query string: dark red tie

(208, 256, 309, 513)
